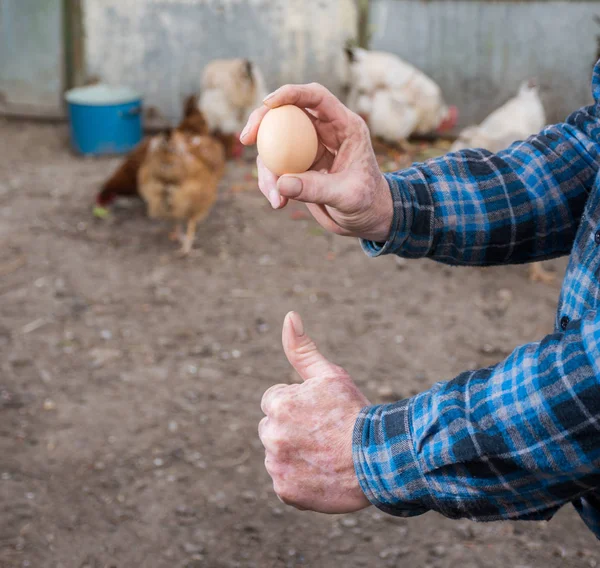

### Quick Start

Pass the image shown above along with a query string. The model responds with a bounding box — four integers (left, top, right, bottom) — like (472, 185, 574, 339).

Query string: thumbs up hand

(259, 312, 372, 513)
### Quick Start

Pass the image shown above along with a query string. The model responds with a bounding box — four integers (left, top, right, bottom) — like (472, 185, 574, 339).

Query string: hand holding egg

(240, 83, 394, 243)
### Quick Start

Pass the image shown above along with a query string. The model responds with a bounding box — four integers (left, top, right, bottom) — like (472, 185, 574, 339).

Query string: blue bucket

(65, 85, 143, 156)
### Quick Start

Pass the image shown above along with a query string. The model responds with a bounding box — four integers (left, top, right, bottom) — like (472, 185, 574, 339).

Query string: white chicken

(345, 47, 458, 144)
(450, 80, 552, 285)
(199, 58, 267, 159)
(451, 80, 546, 153)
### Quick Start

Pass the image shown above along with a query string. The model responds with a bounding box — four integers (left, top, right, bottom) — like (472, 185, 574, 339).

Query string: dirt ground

(0, 119, 598, 568)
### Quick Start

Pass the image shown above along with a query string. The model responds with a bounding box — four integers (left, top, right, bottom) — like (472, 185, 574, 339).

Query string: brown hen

(138, 129, 225, 255)
(96, 96, 209, 207)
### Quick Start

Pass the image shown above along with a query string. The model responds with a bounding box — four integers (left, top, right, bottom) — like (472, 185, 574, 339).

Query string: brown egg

(257, 105, 318, 176)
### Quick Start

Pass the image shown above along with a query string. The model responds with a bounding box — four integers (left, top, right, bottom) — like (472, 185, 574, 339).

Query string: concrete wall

(83, 0, 358, 121)
(370, 1, 600, 126)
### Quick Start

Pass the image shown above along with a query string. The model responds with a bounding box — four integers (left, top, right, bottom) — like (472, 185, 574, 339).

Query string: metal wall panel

(0, 0, 64, 115)
(370, 1, 599, 125)
(82, 0, 357, 121)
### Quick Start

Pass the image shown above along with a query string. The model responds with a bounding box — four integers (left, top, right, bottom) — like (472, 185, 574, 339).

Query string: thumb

(282, 312, 336, 382)
(277, 171, 347, 208)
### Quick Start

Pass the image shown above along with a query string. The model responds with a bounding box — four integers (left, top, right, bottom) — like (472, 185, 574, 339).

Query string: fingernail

(268, 189, 281, 209)
(263, 90, 276, 103)
(278, 177, 302, 198)
(240, 124, 250, 142)
(289, 312, 304, 337)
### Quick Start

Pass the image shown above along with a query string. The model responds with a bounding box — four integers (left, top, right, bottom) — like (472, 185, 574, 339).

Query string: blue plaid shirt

(353, 61, 600, 538)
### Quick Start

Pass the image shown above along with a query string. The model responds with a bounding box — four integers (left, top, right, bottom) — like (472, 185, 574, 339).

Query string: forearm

(353, 310, 600, 522)
(362, 107, 600, 265)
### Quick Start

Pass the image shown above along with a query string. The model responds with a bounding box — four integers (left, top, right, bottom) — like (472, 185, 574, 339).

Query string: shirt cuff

(352, 399, 435, 517)
(360, 172, 413, 257)
(360, 168, 434, 258)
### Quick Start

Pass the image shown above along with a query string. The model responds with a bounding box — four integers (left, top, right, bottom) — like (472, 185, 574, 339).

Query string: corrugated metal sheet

(370, 0, 599, 125)
(0, 0, 64, 115)
(6, 1, 597, 123)
(82, 0, 357, 121)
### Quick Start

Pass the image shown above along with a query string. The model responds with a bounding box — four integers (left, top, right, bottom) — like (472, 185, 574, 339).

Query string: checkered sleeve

(361, 64, 600, 265)
(353, 309, 600, 528)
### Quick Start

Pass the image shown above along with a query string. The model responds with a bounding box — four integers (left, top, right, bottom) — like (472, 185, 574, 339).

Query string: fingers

(277, 170, 348, 208)
(240, 105, 269, 146)
(304, 203, 354, 237)
(258, 416, 268, 440)
(282, 312, 336, 381)
(256, 148, 333, 210)
(242, 83, 349, 147)
(264, 84, 348, 124)
(257, 156, 285, 209)
(311, 144, 336, 173)
(260, 383, 288, 415)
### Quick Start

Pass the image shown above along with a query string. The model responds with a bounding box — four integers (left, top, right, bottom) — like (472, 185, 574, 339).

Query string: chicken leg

(529, 262, 555, 285)
(178, 210, 211, 256)
(179, 220, 198, 256)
